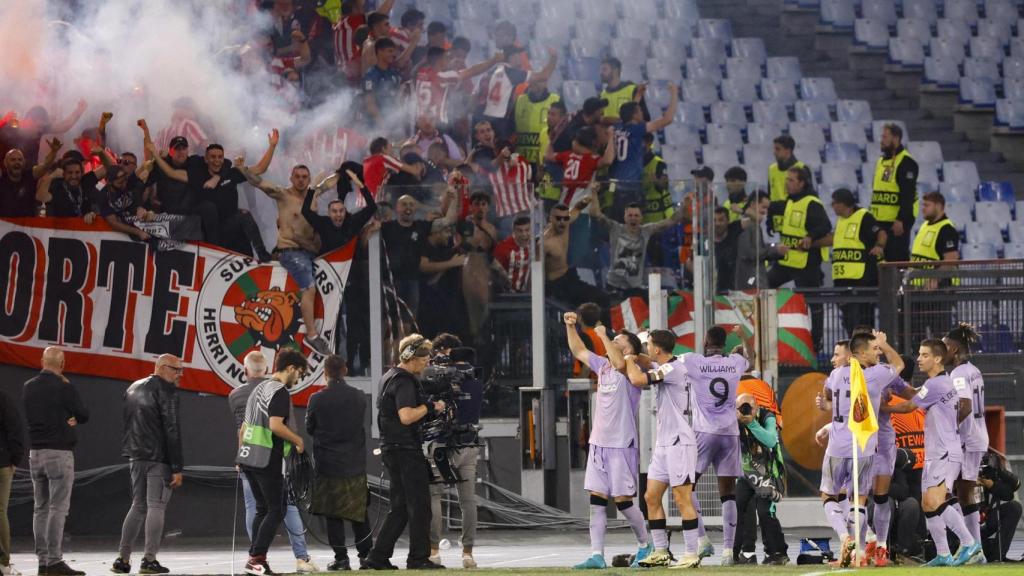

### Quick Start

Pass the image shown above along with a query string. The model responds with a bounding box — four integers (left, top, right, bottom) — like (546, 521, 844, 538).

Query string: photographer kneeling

(427, 335, 483, 569)
(735, 393, 789, 565)
(978, 450, 1022, 562)
(365, 335, 445, 571)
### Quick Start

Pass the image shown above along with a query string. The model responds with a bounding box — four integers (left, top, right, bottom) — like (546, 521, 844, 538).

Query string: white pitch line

(486, 552, 561, 567)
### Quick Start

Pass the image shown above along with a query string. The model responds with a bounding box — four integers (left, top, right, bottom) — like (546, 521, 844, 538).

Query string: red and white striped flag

(489, 155, 533, 218)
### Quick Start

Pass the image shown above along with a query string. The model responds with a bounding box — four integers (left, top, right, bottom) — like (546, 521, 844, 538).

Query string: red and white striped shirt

(493, 235, 530, 292)
(363, 152, 404, 200)
(156, 116, 209, 155)
(488, 155, 533, 218)
(390, 26, 412, 53)
(299, 127, 368, 173)
(333, 13, 366, 81)
(414, 66, 461, 124)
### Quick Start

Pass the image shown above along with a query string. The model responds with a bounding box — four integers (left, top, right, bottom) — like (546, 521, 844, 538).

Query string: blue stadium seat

(570, 37, 603, 59)
(1010, 218, 1024, 242)
(731, 38, 768, 65)
(795, 101, 832, 124)
(1004, 79, 1024, 100)
(752, 102, 791, 126)
(872, 120, 909, 143)
(983, 17, 1014, 42)
(540, 2, 576, 23)
(959, 78, 998, 108)
(561, 80, 599, 110)
(977, 181, 1015, 205)
(889, 37, 926, 68)
(674, 100, 708, 128)
(825, 142, 863, 164)
(966, 225, 1004, 247)
(610, 38, 643, 62)
(791, 122, 827, 151)
(706, 123, 745, 150)
(711, 101, 750, 128)
(821, 163, 859, 189)
(924, 57, 960, 88)
(976, 201, 1013, 231)
(836, 99, 873, 127)
(702, 144, 740, 166)
(801, 77, 838, 103)
(917, 162, 943, 189)
(904, 0, 940, 24)
(621, 0, 658, 21)
(698, 19, 734, 42)
(1003, 243, 1024, 259)
(648, 59, 684, 84)
(819, 0, 856, 29)
(726, 58, 763, 82)
(719, 78, 758, 107)
(861, 0, 898, 26)
(743, 143, 774, 166)
(944, 204, 973, 232)
(456, 2, 494, 23)
(766, 57, 803, 82)
(985, 0, 1020, 21)
(907, 141, 944, 164)
(831, 121, 870, 150)
(854, 19, 889, 50)
(646, 81, 679, 111)
(665, 0, 701, 23)
(580, 0, 618, 24)
(943, 161, 981, 189)
(969, 37, 1005, 62)
(1005, 57, 1024, 81)
(960, 242, 999, 260)
(944, 0, 980, 25)
(566, 56, 601, 82)
(664, 125, 702, 149)
(963, 58, 1001, 82)
(615, 20, 652, 41)
(761, 78, 800, 105)
(929, 36, 967, 64)
(655, 22, 696, 48)
(650, 44, 686, 69)
(747, 122, 787, 144)
(995, 99, 1024, 130)
(940, 182, 977, 205)
(534, 20, 570, 45)
(896, 18, 933, 47)
(682, 80, 720, 108)
(687, 58, 724, 85)
(935, 19, 972, 45)
(690, 38, 729, 68)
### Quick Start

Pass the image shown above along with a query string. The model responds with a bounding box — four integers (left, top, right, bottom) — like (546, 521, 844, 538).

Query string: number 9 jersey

(682, 352, 749, 436)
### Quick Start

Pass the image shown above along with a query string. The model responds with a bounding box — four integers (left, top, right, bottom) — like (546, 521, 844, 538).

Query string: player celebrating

(888, 339, 981, 566)
(563, 313, 650, 569)
(945, 324, 988, 562)
(679, 327, 748, 565)
(624, 330, 701, 568)
(815, 332, 905, 567)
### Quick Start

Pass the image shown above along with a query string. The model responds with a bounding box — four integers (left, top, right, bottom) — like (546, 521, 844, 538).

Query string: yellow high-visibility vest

(832, 208, 870, 281)
(769, 159, 804, 231)
(779, 195, 828, 269)
(871, 149, 918, 223)
(514, 92, 561, 166)
(911, 216, 959, 286)
(642, 154, 673, 223)
(601, 82, 639, 121)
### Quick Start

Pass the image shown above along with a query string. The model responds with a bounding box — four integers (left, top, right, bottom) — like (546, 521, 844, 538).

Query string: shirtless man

(239, 164, 338, 356)
(463, 192, 497, 342)
(543, 193, 609, 316)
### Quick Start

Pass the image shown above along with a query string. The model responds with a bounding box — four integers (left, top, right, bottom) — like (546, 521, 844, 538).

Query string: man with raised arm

(564, 313, 650, 569)
(624, 330, 701, 568)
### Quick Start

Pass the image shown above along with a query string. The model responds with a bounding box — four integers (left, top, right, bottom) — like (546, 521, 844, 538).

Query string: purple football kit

(584, 354, 642, 497)
(647, 357, 697, 488)
(912, 374, 963, 492)
(951, 362, 988, 482)
(683, 352, 748, 478)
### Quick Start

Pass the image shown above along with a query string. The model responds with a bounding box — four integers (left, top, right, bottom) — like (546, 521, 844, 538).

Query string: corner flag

(847, 358, 878, 452)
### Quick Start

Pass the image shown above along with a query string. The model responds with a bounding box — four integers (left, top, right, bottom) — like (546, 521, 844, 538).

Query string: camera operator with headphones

(365, 335, 446, 571)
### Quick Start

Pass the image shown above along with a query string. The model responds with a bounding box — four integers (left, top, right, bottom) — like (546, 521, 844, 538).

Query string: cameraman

(734, 393, 789, 565)
(366, 335, 446, 571)
(978, 450, 1022, 562)
(428, 340, 483, 569)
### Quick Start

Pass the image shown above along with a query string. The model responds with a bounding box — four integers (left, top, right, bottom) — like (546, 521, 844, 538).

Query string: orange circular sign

(780, 372, 833, 471)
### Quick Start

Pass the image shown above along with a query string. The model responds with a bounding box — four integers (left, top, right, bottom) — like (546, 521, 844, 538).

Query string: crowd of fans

(0, 0, 970, 376)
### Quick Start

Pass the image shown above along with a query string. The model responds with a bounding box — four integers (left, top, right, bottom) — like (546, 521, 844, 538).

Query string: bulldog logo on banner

(0, 217, 353, 405)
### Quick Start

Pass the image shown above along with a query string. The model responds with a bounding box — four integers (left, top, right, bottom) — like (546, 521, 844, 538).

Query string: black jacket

(23, 370, 90, 450)
(0, 390, 25, 467)
(302, 185, 377, 254)
(122, 375, 184, 472)
(306, 378, 367, 477)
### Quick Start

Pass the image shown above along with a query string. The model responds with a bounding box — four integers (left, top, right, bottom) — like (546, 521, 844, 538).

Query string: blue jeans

(241, 473, 309, 560)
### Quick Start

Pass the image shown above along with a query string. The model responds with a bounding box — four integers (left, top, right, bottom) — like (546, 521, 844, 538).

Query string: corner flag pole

(851, 439, 861, 560)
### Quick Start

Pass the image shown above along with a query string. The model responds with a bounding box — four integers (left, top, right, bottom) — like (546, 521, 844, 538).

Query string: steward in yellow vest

(767, 166, 833, 288)
(600, 57, 650, 123)
(768, 135, 804, 232)
(911, 192, 960, 287)
(830, 188, 887, 286)
(514, 88, 561, 167)
(641, 134, 672, 223)
(870, 124, 919, 263)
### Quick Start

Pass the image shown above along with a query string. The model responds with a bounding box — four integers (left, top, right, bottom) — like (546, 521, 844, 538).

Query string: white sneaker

(720, 549, 735, 566)
(0, 564, 21, 576)
(296, 558, 319, 573)
(462, 555, 477, 569)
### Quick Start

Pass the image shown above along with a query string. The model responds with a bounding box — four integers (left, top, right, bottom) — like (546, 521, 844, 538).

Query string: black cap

(691, 166, 714, 180)
(582, 97, 609, 116)
(169, 136, 188, 150)
(401, 152, 424, 165)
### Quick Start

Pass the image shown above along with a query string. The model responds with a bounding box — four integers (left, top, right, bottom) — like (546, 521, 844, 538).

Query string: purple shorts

(959, 450, 985, 482)
(922, 458, 961, 493)
(648, 443, 697, 487)
(584, 445, 639, 497)
(696, 432, 742, 477)
(820, 455, 873, 496)
(872, 441, 897, 480)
